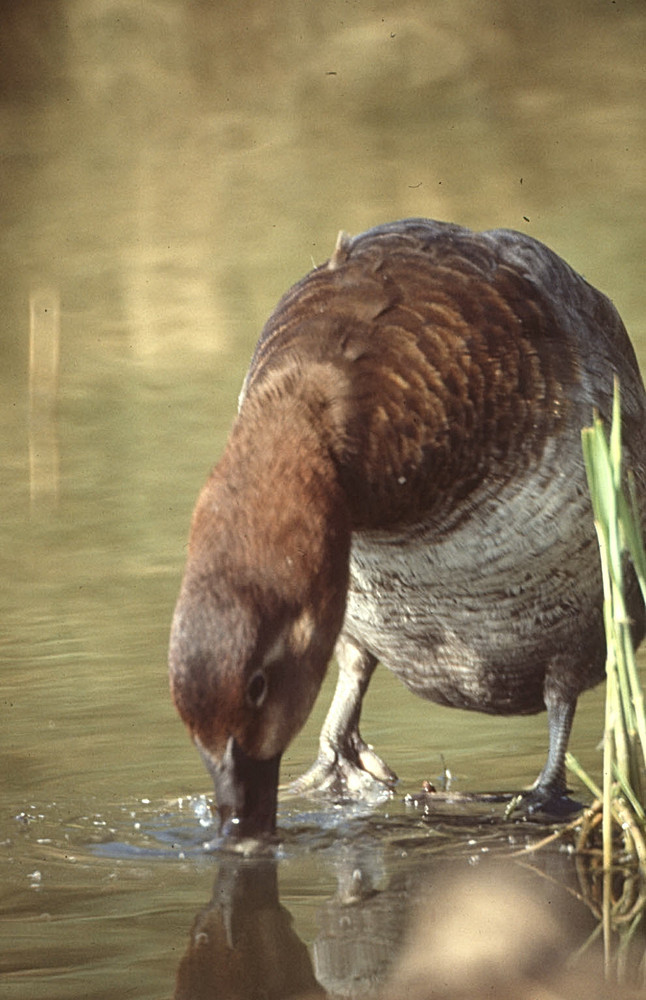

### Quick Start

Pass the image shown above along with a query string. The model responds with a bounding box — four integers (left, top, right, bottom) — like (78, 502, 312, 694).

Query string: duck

(168, 218, 646, 840)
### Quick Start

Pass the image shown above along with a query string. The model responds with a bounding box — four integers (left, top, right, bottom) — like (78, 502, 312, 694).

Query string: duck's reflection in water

(309, 838, 408, 997)
(174, 854, 324, 999)
(174, 845, 644, 1000)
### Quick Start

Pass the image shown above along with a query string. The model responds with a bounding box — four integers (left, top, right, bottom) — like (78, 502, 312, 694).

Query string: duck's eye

(246, 670, 268, 708)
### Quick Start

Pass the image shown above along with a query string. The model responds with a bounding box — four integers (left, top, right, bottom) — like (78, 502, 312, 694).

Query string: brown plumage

(169, 218, 646, 840)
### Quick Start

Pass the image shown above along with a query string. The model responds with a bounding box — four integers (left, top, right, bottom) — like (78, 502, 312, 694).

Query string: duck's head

(169, 583, 345, 842)
(168, 426, 351, 843)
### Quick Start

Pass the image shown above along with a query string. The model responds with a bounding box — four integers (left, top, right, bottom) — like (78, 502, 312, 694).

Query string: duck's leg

(288, 634, 398, 800)
(517, 692, 583, 817)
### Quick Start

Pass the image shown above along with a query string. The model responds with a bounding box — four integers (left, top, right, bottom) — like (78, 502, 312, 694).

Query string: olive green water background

(2, 2, 646, 998)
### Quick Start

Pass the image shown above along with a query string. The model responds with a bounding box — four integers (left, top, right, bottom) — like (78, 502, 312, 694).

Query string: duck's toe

(287, 736, 397, 802)
(505, 786, 585, 822)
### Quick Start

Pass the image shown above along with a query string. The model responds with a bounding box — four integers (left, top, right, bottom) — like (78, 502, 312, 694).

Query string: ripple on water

(6, 789, 559, 874)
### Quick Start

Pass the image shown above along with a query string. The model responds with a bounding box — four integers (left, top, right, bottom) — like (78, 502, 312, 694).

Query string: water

(2, 2, 645, 997)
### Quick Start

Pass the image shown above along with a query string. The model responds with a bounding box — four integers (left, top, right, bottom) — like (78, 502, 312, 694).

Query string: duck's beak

(200, 737, 281, 841)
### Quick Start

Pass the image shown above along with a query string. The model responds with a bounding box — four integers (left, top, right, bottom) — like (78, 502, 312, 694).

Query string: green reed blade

(580, 378, 646, 865)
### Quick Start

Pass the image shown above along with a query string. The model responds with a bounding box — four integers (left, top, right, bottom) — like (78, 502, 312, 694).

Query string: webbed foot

(288, 733, 397, 802)
(505, 786, 584, 821)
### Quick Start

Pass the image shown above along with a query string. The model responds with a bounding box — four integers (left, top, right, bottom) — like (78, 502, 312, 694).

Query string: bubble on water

(192, 797, 214, 828)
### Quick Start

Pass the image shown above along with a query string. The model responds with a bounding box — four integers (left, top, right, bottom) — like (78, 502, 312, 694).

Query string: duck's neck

(190, 388, 352, 609)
